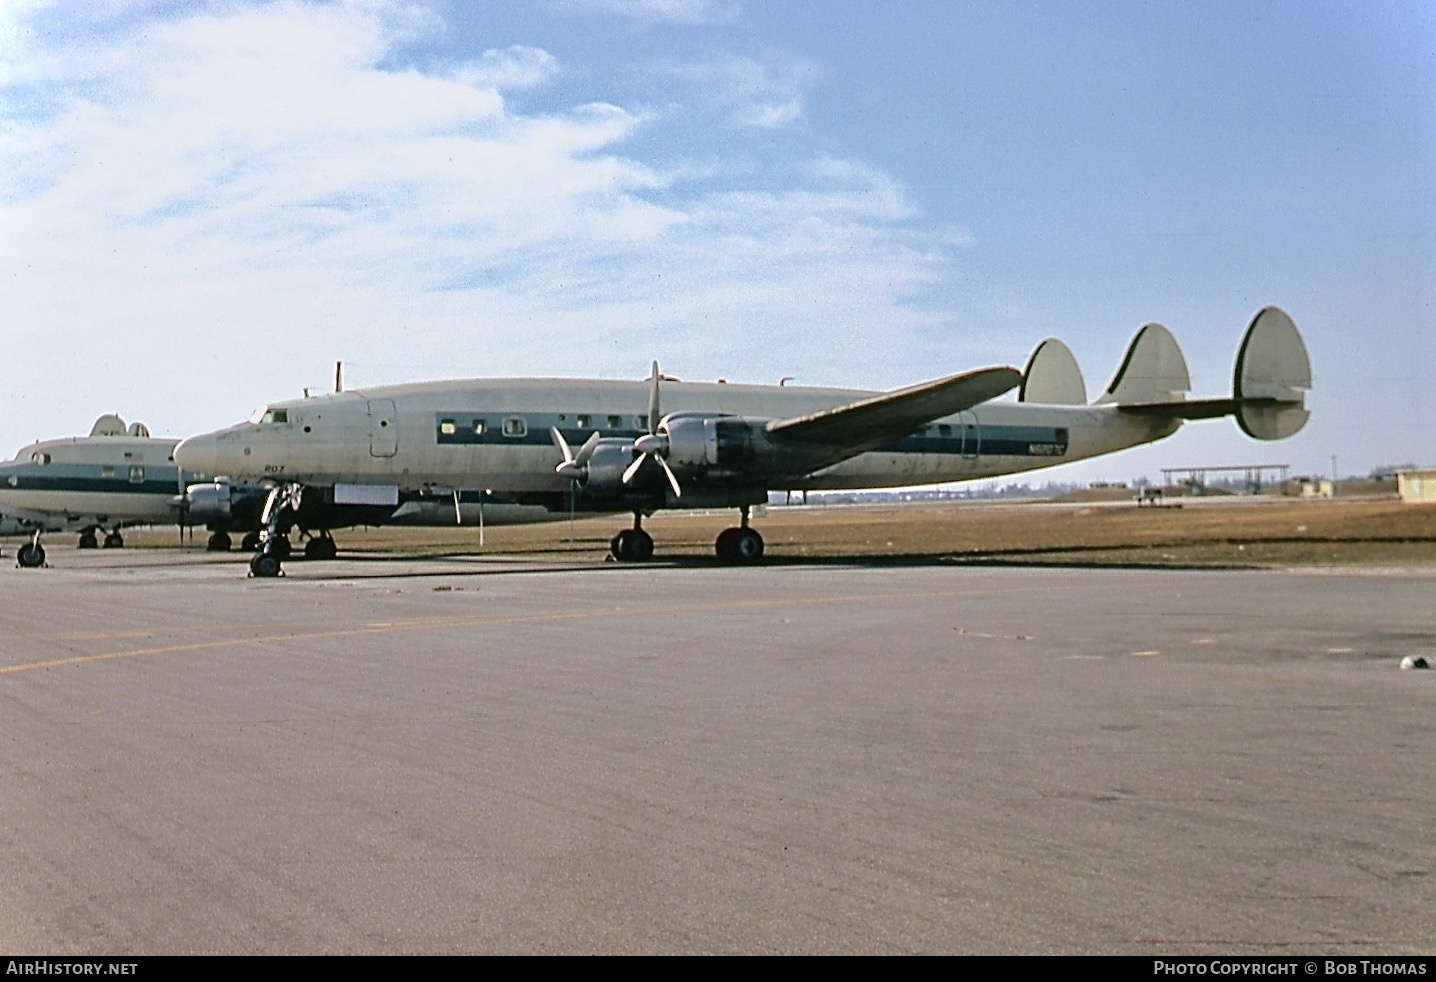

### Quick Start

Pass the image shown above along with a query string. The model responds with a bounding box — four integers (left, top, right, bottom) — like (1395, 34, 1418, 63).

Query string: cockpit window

(247, 406, 289, 425)
(30, 452, 51, 465)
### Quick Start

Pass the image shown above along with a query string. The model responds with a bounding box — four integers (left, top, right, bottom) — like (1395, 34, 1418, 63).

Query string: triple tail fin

(1102, 307, 1311, 441)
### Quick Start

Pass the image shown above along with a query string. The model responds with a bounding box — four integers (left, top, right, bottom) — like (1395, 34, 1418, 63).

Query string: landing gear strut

(249, 483, 301, 578)
(609, 513, 654, 562)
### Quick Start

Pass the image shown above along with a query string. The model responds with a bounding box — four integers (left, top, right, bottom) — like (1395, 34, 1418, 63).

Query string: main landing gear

(76, 526, 123, 549)
(606, 506, 765, 564)
(303, 532, 337, 561)
(206, 531, 232, 552)
(609, 514, 654, 563)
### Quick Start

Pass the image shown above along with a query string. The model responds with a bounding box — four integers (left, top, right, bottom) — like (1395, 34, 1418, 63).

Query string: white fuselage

(175, 377, 1182, 495)
(0, 435, 186, 531)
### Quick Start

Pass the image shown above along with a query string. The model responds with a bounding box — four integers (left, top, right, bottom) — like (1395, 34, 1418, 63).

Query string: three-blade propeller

(550, 428, 602, 481)
(621, 361, 682, 498)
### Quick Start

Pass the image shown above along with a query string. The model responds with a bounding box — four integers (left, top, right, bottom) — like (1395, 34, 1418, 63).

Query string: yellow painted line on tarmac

(1131, 650, 1160, 657)
(0, 584, 1074, 677)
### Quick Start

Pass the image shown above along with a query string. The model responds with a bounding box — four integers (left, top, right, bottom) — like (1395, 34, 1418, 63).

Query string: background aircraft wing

(0, 503, 61, 528)
(764, 365, 1021, 465)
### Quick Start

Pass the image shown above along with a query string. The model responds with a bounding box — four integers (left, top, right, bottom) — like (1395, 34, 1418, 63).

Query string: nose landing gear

(16, 534, 45, 569)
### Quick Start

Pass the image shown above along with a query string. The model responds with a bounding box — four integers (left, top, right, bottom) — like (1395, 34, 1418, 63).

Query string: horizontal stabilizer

(767, 366, 1021, 452)
(1019, 338, 1087, 405)
(1095, 323, 1190, 405)
(1116, 307, 1311, 441)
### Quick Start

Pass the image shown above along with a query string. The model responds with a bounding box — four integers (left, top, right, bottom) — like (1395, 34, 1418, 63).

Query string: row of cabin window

(438, 415, 648, 439)
(26, 454, 145, 481)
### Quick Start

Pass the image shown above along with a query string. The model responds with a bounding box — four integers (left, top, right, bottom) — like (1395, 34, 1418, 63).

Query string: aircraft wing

(764, 366, 1021, 470)
(0, 503, 61, 529)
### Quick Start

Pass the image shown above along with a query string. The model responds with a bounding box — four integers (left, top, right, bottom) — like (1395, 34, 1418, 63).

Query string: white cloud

(0, 1, 966, 449)
(447, 46, 560, 91)
(567, 0, 740, 26)
(669, 53, 813, 129)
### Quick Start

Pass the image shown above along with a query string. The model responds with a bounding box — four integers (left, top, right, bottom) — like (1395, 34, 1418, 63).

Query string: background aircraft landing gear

(303, 533, 337, 561)
(609, 515, 654, 562)
(206, 531, 232, 552)
(103, 531, 124, 549)
(715, 505, 764, 564)
(78, 530, 98, 549)
(17, 538, 45, 568)
(241, 530, 262, 552)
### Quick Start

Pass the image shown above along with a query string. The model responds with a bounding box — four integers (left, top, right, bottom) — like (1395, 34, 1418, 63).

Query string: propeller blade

(647, 361, 661, 434)
(622, 451, 647, 486)
(655, 454, 682, 498)
(574, 431, 602, 466)
(550, 427, 575, 466)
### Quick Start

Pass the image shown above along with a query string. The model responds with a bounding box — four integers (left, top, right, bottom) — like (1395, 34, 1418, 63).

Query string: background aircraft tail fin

(1019, 339, 1087, 405)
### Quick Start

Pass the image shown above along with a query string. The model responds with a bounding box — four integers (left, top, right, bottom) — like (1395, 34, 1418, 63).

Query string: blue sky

(2, 0, 1432, 485)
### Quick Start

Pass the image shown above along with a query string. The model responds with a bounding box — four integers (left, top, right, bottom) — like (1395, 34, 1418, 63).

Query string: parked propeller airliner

(1, 415, 565, 568)
(174, 307, 1312, 577)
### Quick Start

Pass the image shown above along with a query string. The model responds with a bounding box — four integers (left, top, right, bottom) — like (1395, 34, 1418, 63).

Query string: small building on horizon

(1397, 469, 1436, 503)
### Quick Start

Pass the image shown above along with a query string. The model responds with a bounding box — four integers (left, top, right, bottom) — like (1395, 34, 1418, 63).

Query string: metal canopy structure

(1161, 464, 1290, 493)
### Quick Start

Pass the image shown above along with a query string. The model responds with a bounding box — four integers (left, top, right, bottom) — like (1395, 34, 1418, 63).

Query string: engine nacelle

(184, 479, 233, 522)
(581, 440, 639, 493)
(661, 415, 764, 475)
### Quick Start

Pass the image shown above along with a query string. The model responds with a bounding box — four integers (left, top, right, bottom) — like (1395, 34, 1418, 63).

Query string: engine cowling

(184, 479, 233, 522)
(661, 415, 763, 475)
(580, 440, 640, 494)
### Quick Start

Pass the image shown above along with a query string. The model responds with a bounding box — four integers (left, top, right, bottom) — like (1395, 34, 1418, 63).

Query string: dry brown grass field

(118, 495, 1436, 568)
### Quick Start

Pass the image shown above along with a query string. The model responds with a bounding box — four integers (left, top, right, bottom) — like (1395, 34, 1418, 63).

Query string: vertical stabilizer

(1233, 306, 1311, 440)
(1095, 323, 1191, 405)
(88, 415, 128, 437)
(1019, 339, 1087, 405)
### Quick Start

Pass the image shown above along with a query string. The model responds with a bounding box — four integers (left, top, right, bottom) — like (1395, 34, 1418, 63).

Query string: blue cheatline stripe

(434, 412, 1070, 458)
(0, 463, 185, 497)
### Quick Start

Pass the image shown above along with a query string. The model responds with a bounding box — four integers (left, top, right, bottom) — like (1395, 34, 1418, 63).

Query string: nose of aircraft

(173, 433, 218, 476)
